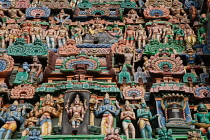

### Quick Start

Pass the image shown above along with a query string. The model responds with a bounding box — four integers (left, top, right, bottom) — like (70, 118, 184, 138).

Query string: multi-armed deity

(136, 99, 158, 138)
(0, 0, 209, 139)
(65, 94, 87, 128)
(34, 94, 61, 135)
(0, 101, 25, 139)
(94, 93, 120, 135)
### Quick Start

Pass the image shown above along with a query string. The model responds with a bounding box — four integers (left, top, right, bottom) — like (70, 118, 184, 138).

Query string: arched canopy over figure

(65, 94, 88, 128)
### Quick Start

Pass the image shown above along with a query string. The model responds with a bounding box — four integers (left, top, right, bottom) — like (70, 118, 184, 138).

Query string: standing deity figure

(120, 100, 136, 139)
(71, 22, 84, 44)
(1, 4, 25, 19)
(142, 56, 150, 76)
(0, 101, 25, 139)
(54, 9, 70, 24)
(173, 25, 185, 44)
(162, 23, 174, 43)
(0, 24, 8, 48)
(94, 93, 120, 135)
(148, 22, 162, 42)
(116, 47, 134, 76)
(191, 104, 210, 135)
(30, 23, 43, 43)
(22, 110, 38, 136)
(21, 22, 31, 43)
(184, 24, 196, 48)
(136, 99, 158, 139)
(135, 24, 147, 49)
(44, 25, 56, 49)
(56, 25, 69, 47)
(29, 56, 43, 83)
(124, 26, 135, 46)
(9, 24, 21, 45)
(65, 94, 88, 128)
(34, 94, 61, 135)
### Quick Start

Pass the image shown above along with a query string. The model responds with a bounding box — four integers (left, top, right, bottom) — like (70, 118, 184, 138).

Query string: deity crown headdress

(13, 101, 19, 106)
(105, 93, 109, 99)
(75, 94, 80, 101)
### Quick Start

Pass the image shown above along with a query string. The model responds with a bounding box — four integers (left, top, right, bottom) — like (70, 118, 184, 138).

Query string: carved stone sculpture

(136, 98, 158, 138)
(22, 111, 38, 136)
(65, 94, 87, 128)
(94, 93, 120, 135)
(44, 25, 56, 49)
(56, 25, 69, 48)
(191, 104, 210, 134)
(34, 94, 61, 135)
(120, 100, 136, 138)
(0, 101, 26, 139)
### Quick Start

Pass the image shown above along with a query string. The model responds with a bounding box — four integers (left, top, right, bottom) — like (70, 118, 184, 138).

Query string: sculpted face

(197, 104, 207, 112)
(104, 98, 110, 105)
(125, 105, 131, 111)
(141, 103, 147, 108)
(33, 56, 38, 63)
(10, 105, 17, 111)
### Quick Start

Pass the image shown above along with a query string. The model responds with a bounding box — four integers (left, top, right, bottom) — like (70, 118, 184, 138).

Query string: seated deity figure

(88, 19, 107, 36)
(54, 9, 70, 24)
(192, 104, 210, 135)
(137, 99, 158, 138)
(0, 101, 26, 139)
(29, 56, 43, 83)
(34, 94, 61, 135)
(94, 93, 120, 135)
(107, 24, 122, 38)
(120, 100, 136, 139)
(22, 110, 38, 136)
(124, 9, 141, 24)
(1, 4, 25, 19)
(65, 94, 87, 128)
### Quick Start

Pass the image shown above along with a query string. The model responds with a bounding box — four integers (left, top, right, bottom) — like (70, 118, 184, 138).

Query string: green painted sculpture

(157, 127, 174, 140)
(144, 39, 184, 55)
(136, 99, 158, 139)
(118, 66, 131, 84)
(14, 62, 30, 85)
(192, 104, 210, 135)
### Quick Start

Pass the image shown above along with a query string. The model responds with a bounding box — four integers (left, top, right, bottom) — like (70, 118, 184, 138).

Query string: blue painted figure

(136, 99, 158, 139)
(26, 129, 42, 140)
(94, 93, 120, 135)
(0, 101, 23, 139)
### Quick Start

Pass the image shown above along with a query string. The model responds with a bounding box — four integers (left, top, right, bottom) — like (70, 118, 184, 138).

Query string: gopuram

(0, 0, 209, 139)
